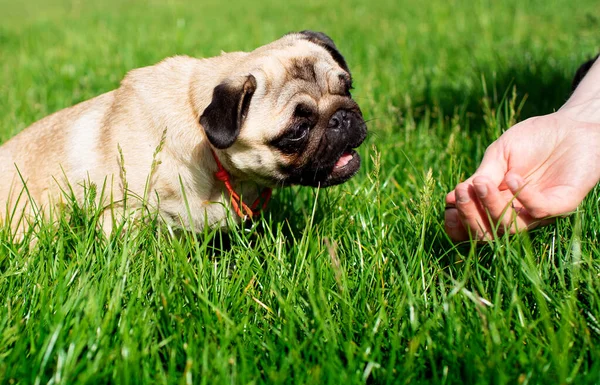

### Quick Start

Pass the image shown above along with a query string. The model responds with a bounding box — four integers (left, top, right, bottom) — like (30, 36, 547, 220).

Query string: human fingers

(464, 145, 508, 187)
(446, 182, 555, 242)
(444, 207, 469, 242)
(446, 190, 456, 206)
(472, 175, 530, 235)
(454, 183, 493, 240)
(474, 174, 563, 235)
(504, 172, 579, 218)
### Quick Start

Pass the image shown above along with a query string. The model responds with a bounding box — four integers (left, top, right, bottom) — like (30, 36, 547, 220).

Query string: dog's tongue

(334, 152, 353, 169)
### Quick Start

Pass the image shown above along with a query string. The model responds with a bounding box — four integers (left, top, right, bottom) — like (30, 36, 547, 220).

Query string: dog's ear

(298, 30, 350, 74)
(572, 54, 599, 91)
(200, 74, 257, 149)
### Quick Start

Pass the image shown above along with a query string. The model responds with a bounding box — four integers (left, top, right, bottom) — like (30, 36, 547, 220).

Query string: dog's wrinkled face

(200, 31, 367, 187)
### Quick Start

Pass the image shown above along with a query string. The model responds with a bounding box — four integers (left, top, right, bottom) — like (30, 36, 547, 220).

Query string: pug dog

(0, 31, 367, 234)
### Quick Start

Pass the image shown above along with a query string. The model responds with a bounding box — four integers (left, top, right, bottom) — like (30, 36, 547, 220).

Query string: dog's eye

(271, 121, 311, 154)
(288, 121, 310, 141)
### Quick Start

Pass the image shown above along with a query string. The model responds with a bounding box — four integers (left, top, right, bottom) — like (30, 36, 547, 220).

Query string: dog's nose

(328, 109, 351, 130)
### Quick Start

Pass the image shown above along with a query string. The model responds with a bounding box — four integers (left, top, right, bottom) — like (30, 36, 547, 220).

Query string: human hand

(445, 111, 600, 241)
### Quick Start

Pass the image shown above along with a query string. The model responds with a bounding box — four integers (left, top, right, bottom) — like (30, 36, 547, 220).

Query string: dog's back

(0, 55, 220, 232)
(0, 92, 117, 227)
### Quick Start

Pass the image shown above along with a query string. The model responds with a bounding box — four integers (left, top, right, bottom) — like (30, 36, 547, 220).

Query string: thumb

(446, 190, 456, 205)
(468, 147, 507, 187)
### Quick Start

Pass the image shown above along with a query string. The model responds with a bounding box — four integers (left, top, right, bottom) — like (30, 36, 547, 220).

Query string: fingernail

(474, 182, 488, 198)
(456, 187, 470, 204)
(506, 177, 519, 191)
(445, 211, 458, 228)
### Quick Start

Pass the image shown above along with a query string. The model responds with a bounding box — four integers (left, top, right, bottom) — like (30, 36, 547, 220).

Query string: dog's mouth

(325, 149, 361, 186)
(280, 148, 362, 188)
(278, 117, 367, 188)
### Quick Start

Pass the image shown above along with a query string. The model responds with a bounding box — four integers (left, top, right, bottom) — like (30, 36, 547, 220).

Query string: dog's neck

(210, 148, 271, 219)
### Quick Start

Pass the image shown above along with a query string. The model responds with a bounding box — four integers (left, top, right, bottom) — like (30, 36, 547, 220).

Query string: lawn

(1, 0, 600, 383)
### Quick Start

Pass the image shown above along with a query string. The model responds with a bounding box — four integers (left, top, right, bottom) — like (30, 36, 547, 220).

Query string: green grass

(2, 0, 600, 383)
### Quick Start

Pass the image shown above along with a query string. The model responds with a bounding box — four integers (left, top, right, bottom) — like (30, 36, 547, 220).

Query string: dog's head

(199, 31, 367, 187)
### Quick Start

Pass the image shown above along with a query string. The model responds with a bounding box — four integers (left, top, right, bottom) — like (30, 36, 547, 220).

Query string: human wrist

(559, 95, 600, 124)
(561, 57, 600, 123)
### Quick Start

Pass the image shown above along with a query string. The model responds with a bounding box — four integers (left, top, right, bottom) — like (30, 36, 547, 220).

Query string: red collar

(211, 149, 272, 219)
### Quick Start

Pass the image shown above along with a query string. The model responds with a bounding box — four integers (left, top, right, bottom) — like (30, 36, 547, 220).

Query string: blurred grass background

(1, 0, 600, 384)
